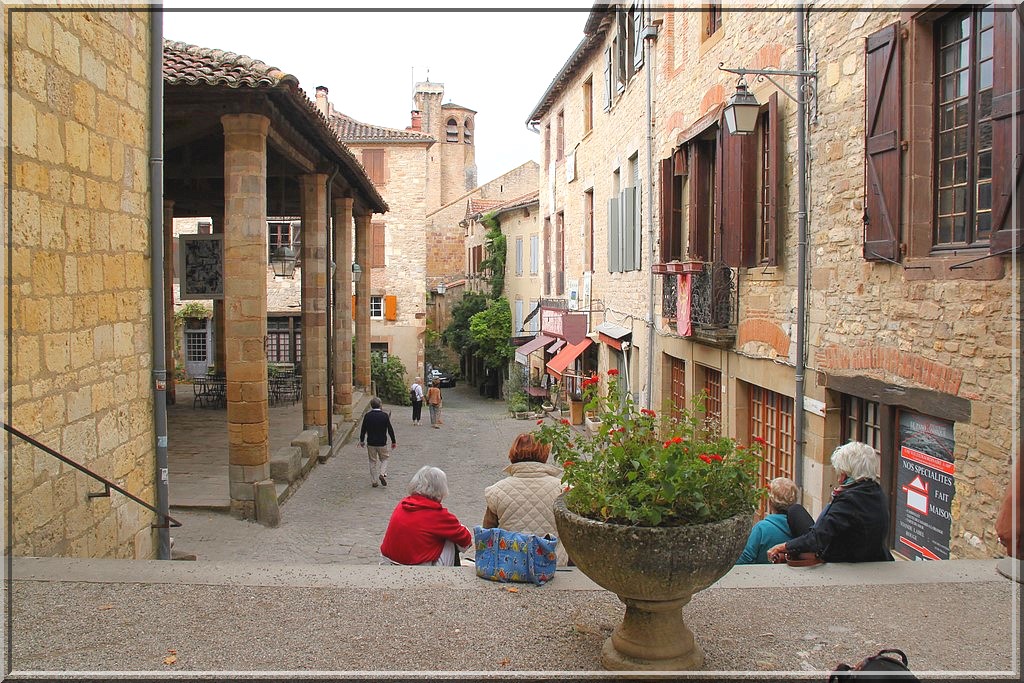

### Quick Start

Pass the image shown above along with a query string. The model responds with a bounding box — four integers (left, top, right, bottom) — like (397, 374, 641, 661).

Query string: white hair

(831, 441, 880, 481)
(408, 465, 449, 501)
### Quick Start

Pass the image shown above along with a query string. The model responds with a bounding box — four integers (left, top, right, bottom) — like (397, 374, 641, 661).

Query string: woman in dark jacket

(768, 442, 894, 564)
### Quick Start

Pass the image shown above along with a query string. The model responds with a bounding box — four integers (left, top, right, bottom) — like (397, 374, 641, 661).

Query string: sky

(161, 2, 595, 185)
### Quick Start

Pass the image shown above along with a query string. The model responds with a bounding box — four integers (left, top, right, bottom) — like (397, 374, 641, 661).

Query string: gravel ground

(9, 575, 1017, 677)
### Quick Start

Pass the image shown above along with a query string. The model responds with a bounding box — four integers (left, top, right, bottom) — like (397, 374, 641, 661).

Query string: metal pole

(149, 4, 171, 559)
(643, 23, 658, 410)
(325, 169, 338, 448)
(794, 6, 808, 490)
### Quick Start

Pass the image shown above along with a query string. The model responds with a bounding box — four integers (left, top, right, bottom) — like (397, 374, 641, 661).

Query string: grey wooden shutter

(608, 196, 621, 272)
(623, 188, 636, 270)
(989, 6, 1023, 254)
(863, 22, 902, 262)
(765, 92, 780, 266)
(633, 185, 642, 270)
(632, 5, 645, 70)
(603, 47, 613, 110)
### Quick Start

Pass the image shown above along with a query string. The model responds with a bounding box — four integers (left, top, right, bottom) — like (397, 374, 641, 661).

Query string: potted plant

(507, 392, 529, 419)
(536, 370, 763, 671)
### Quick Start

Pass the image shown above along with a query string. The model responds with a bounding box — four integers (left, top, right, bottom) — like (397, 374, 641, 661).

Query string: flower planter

(541, 403, 554, 413)
(585, 415, 603, 434)
(569, 399, 584, 425)
(554, 496, 751, 671)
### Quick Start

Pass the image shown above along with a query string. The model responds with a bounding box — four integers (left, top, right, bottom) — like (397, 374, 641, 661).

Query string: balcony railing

(661, 261, 738, 348)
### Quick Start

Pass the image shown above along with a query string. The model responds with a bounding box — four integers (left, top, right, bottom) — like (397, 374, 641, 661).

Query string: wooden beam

(820, 372, 971, 423)
(267, 126, 314, 173)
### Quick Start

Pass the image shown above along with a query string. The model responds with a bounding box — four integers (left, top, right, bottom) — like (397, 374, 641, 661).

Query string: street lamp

(270, 245, 297, 278)
(722, 77, 761, 135)
(718, 8, 817, 493)
(351, 262, 362, 284)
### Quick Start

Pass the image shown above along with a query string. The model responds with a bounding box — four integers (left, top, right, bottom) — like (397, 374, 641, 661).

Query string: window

(371, 342, 389, 363)
(609, 161, 641, 272)
(582, 77, 594, 134)
(703, 367, 723, 430)
(515, 237, 523, 276)
(660, 97, 776, 267)
(630, 3, 645, 71)
(603, 47, 613, 111)
(361, 149, 386, 185)
(370, 295, 384, 319)
(934, 8, 994, 248)
(267, 317, 293, 363)
(704, 3, 723, 38)
(371, 221, 385, 268)
(268, 221, 292, 262)
(515, 299, 524, 333)
(556, 109, 565, 162)
(615, 12, 627, 92)
(870, 6, 1020, 263)
(842, 395, 881, 451)
(669, 357, 685, 422)
(530, 234, 539, 275)
(544, 124, 551, 168)
(446, 118, 459, 143)
(584, 189, 595, 272)
(463, 118, 473, 145)
(529, 299, 539, 333)
(543, 216, 552, 295)
(184, 329, 207, 363)
(749, 385, 795, 491)
(555, 212, 565, 295)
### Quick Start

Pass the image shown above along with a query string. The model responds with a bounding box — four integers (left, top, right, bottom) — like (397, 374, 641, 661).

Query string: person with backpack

(410, 377, 424, 426)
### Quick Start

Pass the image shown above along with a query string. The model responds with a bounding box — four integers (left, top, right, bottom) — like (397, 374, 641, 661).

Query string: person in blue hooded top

(737, 477, 800, 564)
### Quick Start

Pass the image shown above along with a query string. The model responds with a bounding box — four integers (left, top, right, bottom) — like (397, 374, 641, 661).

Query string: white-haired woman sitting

(380, 466, 472, 566)
(767, 442, 894, 564)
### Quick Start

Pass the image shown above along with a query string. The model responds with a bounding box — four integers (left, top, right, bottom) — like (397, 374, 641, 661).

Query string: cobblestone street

(171, 384, 542, 564)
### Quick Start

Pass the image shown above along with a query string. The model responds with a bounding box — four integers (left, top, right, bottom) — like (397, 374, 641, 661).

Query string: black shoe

(372, 482, 379, 488)
(379, 475, 388, 487)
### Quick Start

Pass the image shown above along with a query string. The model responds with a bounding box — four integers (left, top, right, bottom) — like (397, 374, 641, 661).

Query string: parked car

(430, 368, 456, 388)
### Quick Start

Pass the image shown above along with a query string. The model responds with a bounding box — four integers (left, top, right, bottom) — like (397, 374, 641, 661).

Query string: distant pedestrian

(996, 454, 1021, 559)
(359, 397, 396, 488)
(427, 378, 443, 429)
(380, 466, 471, 566)
(410, 377, 424, 426)
(737, 477, 799, 564)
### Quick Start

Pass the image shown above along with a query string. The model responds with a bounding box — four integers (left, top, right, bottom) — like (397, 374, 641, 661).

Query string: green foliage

(507, 393, 529, 413)
(505, 366, 529, 413)
(371, 351, 411, 406)
(469, 297, 513, 371)
(173, 301, 211, 325)
(442, 292, 489, 352)
(478, 212, 506, 299)
(535, 373, 765, 527)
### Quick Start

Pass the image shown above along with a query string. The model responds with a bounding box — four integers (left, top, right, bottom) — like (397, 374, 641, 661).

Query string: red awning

(546, 338, 593, 379)
(515, 334, 554, 358)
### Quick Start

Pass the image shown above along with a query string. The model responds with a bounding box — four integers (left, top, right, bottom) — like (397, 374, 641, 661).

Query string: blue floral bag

(472, 526, 558, 585)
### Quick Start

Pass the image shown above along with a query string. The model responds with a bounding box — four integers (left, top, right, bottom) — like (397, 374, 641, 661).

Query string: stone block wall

(7, 9, 157, 558)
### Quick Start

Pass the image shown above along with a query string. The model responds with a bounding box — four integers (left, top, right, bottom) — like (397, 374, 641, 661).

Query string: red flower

(709, 454, 723, 462)
(752, 436, 767, 446)
(561, 418, 571, 426)
(672, 436, 683, 444)
(563, 460, 575, 468)
(663, 440, 672, 448)
(640, 408, 656, 417)
(536, 419, 545, 425)
(607, 368, 620, 376)
(699, 454, 712, 464)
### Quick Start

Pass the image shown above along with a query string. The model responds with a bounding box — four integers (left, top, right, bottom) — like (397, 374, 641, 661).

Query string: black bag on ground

(828, 649, 919, 681)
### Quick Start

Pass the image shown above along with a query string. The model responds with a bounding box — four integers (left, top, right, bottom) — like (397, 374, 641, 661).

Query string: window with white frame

(370, 295, 384, 319)
(530, 235, 539, 275)
(529, 299, 540, 333)
(515, 299, 524, 333)
(516, 237, 523, 276)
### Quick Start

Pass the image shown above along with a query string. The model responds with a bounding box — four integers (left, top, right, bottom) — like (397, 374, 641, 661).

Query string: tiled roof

(442, 102, 476, 113)
(163, 40, 296, 89)
(466, 198, 503, 219)
(329, 112, 434, 143)
(490, 190, 540, 216)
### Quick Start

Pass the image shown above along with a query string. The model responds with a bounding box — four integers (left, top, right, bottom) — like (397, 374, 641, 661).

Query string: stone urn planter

(554, 495, 752, 670)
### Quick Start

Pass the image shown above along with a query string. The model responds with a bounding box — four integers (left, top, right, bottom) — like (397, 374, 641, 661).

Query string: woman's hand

(766, 542, 788, 564)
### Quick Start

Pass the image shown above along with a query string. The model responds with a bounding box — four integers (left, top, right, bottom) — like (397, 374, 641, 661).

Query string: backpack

(410, 386, 418, 402)
(828, 649, 918, 682)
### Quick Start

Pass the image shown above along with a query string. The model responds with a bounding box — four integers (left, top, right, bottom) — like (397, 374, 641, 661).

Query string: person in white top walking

(410, 377, 424, 426)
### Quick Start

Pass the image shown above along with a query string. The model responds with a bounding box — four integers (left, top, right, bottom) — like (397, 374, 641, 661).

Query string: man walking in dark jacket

(359, 397, 397, 488)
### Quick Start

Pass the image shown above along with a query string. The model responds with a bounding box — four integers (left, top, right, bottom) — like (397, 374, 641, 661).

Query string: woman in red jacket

(380, 466, 472, 566)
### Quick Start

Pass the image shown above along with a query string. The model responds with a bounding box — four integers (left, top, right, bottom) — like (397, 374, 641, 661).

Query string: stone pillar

(354, 211, 372, 390)
(299, 174, 329, 432)
(163, 200, 176, 404)
(221, 113, 273, 521)
(333, 197, 354, 417)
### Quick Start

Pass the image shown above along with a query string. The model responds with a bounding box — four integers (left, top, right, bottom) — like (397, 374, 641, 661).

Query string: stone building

(6, 11, 385, 559)
(527, 2, 1020, 559)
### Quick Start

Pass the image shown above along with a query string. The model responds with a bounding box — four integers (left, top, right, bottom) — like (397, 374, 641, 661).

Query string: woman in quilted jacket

(482, 433, 569, 566)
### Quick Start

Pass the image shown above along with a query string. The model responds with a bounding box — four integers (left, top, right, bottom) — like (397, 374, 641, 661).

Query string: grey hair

(408, 465, 449, 501)
(831, 441, 880, 481)
(767, 477, 799, 513)
(369, 396, 382, 409)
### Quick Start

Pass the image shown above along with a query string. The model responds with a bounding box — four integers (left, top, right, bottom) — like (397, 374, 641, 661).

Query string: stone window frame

(370, 295, 385, 320)
(463, 117, 473, 145)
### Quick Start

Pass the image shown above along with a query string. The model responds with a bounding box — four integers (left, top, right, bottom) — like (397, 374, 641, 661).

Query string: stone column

(163, 200, 176, 404)
(221, 113, 273, 522)
(333, 197, 354, 417)
(354, 211, 372, 390)
(299, 174, 328, 432)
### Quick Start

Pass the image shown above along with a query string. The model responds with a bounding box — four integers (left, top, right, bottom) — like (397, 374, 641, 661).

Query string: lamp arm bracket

(718, 63, 818, 106)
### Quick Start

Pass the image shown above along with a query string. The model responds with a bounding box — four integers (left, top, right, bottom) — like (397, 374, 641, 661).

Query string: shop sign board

(895, 412, 955, 560)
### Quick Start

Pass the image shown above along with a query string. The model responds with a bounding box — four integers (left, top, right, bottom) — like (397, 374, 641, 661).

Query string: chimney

(315, 86, 330, 118)
(409, 110, 422, 132)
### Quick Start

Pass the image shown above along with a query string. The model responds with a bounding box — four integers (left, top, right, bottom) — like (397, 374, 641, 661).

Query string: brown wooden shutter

(372, 222, 385, 268)
(352, 295, 356, 320)
(863, 23, 902, 262)
(361, 149, 386, 185)
(989, 6, 1023, 254)
(659, 156, 674, 263)
(719, 115, 757, 267)
(765, 91, 780, 266)
(384, 295, 397, 321)
(690, 142, 711, 261)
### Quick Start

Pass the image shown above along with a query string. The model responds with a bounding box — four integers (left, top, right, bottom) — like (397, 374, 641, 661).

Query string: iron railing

(662, 272, 678, 320)
(662, 261, 738, 347)
(2, 422, 181, 530)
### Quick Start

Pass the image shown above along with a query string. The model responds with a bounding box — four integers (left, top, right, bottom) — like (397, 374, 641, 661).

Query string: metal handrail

(2, 422, 181, 530)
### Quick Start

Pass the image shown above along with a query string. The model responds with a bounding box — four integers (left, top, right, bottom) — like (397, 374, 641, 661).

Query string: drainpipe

(794, 7, 809, 490)
(325, 168, 338, 449)
(642, 22, 659, 410)
(149, 7, 171, 560)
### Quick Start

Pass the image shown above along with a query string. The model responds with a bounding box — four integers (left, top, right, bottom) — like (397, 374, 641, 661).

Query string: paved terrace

(6, 557, 1019, 678)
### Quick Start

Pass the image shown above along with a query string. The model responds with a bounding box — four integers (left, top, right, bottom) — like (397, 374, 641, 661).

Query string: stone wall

(8, 9, 157, 558)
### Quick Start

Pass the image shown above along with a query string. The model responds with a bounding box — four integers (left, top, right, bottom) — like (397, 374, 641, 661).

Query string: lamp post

(270, 245, 297, 278)
(719, 8, 816, 491)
